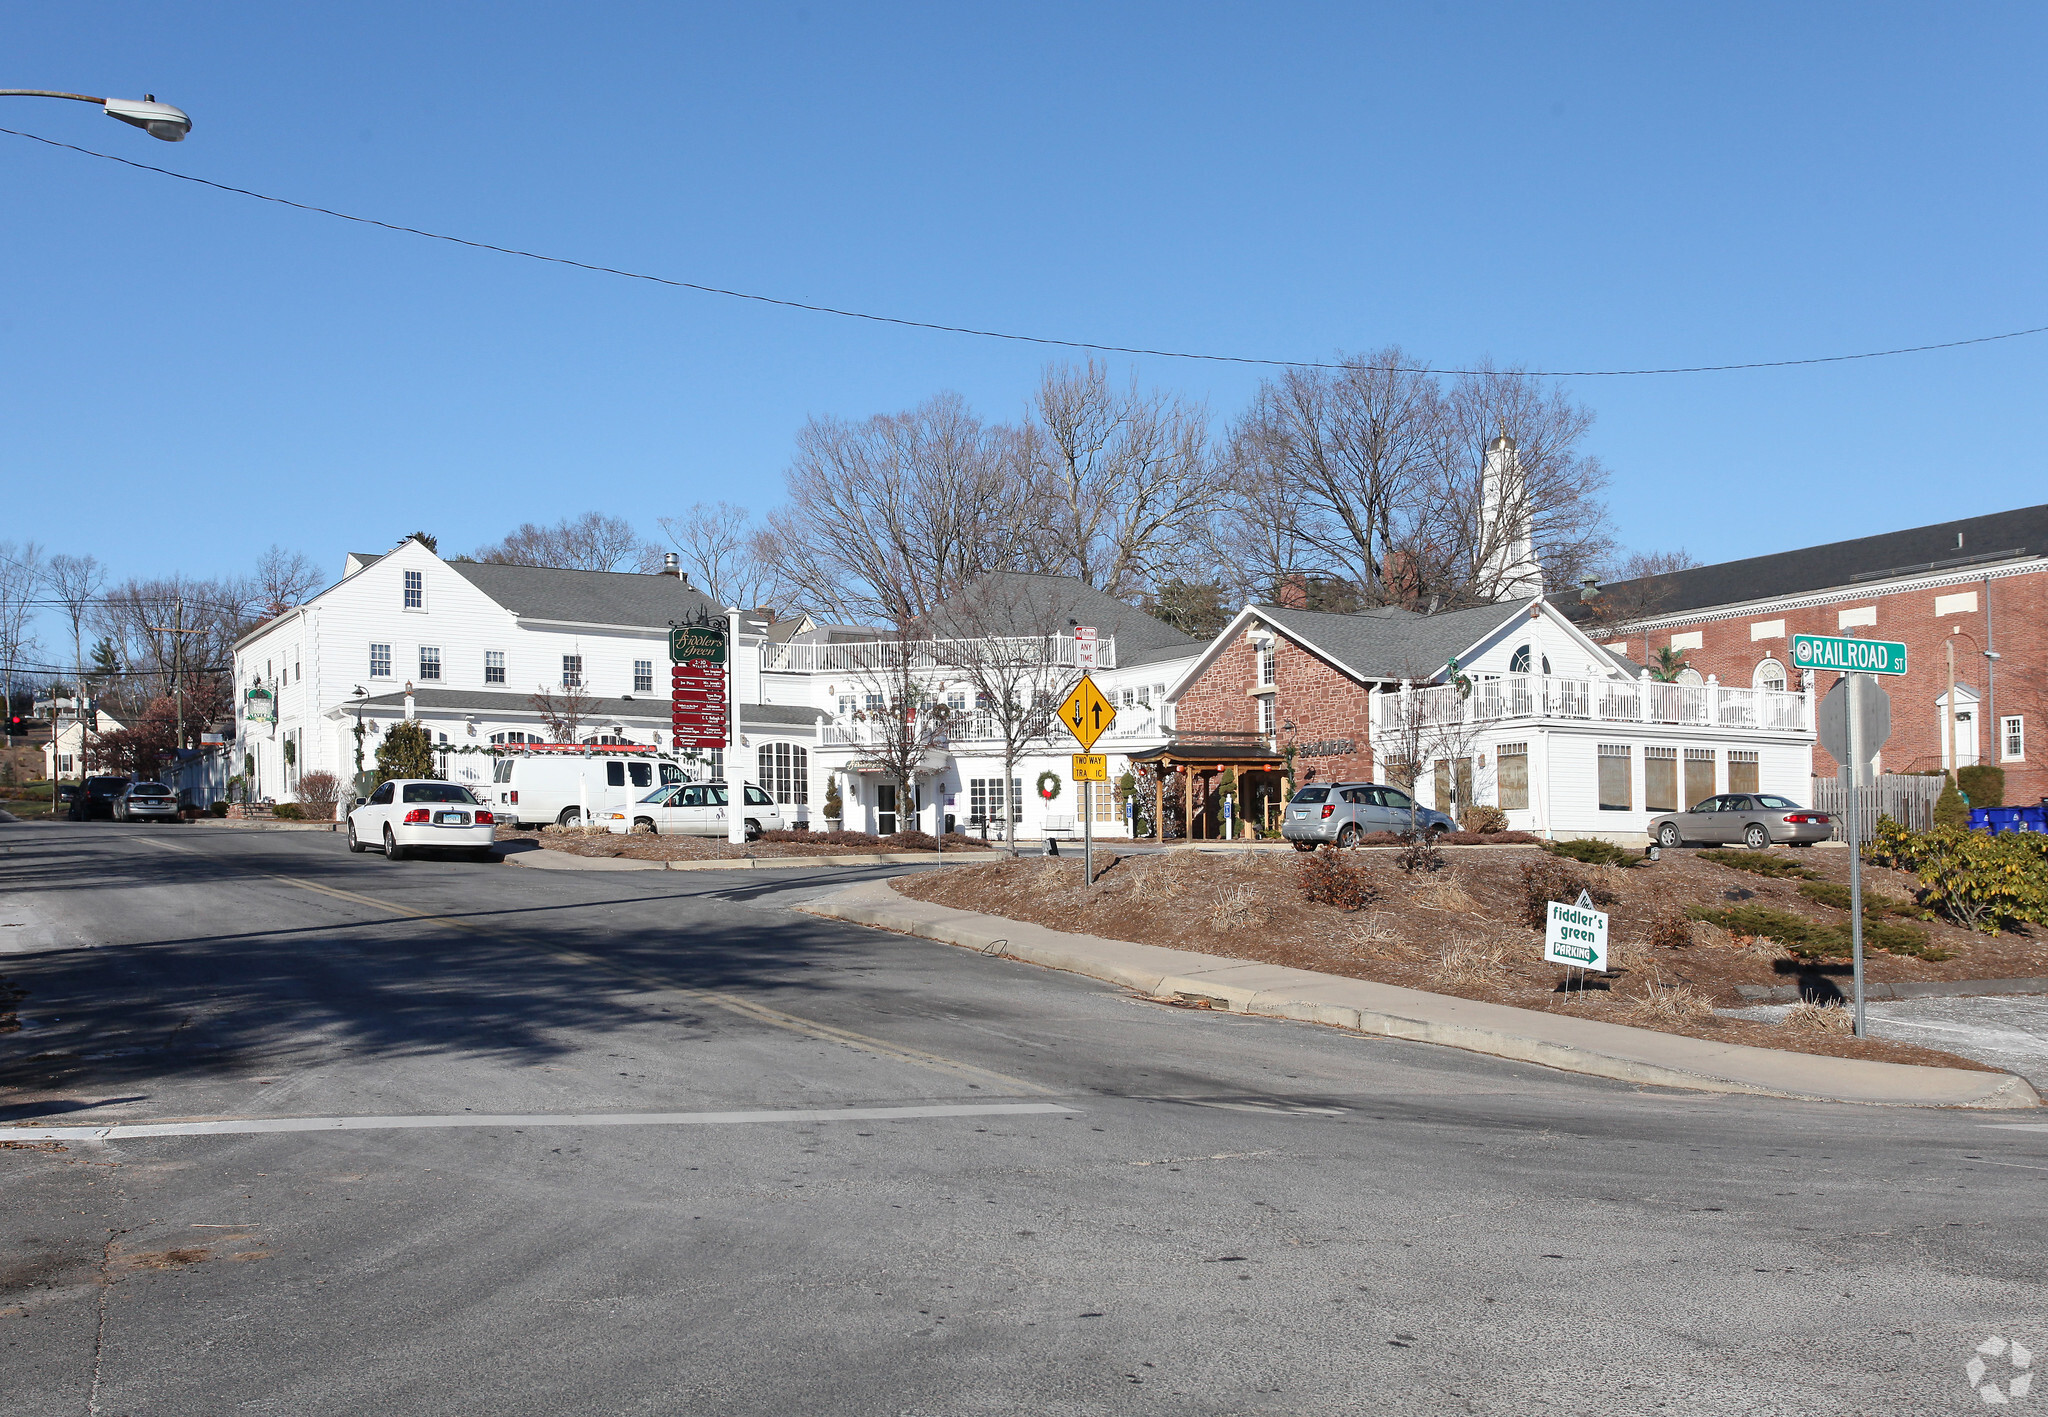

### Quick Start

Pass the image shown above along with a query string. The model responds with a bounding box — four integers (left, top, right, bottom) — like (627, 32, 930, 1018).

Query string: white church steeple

(1479, 433, 1543, 600)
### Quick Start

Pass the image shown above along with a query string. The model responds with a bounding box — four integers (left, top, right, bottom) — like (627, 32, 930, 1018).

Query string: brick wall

(1611, 568, 2047, 805)
(1174, 622, 1379, 784)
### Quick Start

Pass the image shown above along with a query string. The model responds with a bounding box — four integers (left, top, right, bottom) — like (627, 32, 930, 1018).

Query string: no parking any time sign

(1544, 892, 1610, 972)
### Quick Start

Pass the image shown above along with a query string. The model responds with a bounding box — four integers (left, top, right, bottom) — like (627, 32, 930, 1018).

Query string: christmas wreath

(1035, 769, 1062, 801)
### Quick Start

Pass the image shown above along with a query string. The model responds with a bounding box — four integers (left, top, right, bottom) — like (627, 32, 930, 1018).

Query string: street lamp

(0, 89, 192, 140)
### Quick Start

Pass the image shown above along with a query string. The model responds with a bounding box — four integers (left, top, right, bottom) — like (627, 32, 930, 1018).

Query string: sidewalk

(797, 880, 2041, 1110)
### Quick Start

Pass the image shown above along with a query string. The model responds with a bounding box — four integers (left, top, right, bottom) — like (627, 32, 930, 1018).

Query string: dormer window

(403, 570, 424, 610)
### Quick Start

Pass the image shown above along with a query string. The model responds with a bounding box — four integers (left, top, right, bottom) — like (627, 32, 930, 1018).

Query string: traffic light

(4, 715, 25, 736)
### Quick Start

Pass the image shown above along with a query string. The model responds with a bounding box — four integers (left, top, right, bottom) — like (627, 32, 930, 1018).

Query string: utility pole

(146, 597, 203, 752)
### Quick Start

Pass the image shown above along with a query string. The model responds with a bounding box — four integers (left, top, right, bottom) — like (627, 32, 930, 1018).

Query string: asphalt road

(2, 823, 2044, 1416)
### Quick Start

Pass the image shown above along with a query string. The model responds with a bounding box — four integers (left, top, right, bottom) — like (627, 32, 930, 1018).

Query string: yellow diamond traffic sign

(1059, 674, 1116, 752)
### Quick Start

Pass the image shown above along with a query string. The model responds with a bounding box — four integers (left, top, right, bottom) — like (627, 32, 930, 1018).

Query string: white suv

(348, 779, 498, 861)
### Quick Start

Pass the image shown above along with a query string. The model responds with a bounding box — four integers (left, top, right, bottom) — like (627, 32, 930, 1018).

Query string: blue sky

(6, 4, 2045, 618)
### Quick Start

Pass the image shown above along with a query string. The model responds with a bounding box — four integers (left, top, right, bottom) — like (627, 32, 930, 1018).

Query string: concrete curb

(506, 846, 1003, 872)
(798, 881, 2041, 1111)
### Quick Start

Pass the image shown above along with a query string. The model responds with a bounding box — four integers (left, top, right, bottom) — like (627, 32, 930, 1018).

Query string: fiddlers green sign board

(1791, 633, 1908, 676)
(669, 624, 726, 665)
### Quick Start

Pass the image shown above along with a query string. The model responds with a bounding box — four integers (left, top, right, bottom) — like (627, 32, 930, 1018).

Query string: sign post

(1058, 677, 1117, 885)
(1816, 674, 1896, 1037)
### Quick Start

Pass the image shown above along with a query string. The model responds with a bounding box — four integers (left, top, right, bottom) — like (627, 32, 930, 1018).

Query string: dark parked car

(67, 775, 131, 821)
(1284, 781, 1456, 850)
(1648, 793, 1834, 850)
(113, 781, 182, 823)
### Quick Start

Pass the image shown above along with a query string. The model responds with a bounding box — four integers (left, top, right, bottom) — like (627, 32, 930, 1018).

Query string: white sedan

(602, 780, 783, 840)
(347, 779, 498, 861)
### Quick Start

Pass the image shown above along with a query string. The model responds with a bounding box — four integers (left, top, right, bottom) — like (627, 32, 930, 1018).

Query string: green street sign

(669, 624, 726, 665)
(1790, 633, 1908, 676)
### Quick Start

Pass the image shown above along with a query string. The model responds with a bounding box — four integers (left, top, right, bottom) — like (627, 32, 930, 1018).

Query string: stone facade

(1172, 620, 1376, 785)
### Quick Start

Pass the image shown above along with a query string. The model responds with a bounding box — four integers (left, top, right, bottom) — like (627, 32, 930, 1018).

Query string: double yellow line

(131, 837, 1054, 1096)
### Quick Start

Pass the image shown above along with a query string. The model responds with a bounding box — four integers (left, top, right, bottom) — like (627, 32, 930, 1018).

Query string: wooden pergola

(1127, 735, 1285, 843)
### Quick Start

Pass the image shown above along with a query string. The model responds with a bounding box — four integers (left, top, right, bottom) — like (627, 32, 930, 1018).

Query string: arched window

(757, 742, 809, 806)
(489, 731, 535, 746)
(1753, 658, 1786, 692)
(1676, 667, 1705, 686)
(1509, 645, 1530, 673)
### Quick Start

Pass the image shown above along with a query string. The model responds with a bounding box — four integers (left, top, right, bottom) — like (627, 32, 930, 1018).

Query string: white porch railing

(821, 705, 1166, 751)
(764, 633, 1116, 675)
(1378, 674, 1812, 735)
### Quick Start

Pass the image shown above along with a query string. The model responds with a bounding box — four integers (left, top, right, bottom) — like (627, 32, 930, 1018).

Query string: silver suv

(1283, 781, 1455, 850)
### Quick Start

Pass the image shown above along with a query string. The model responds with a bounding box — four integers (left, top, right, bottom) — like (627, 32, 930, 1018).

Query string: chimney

(660, 552, 681, 579)
(1276, 573, 1309, 609)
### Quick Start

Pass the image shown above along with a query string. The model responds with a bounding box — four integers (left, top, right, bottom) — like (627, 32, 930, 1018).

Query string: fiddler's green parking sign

(669, 624, 726, 665)
(1791, 633, 1908, 676)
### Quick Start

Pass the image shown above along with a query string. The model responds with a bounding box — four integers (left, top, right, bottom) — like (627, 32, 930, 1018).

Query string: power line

(8, 124, 2046, 379)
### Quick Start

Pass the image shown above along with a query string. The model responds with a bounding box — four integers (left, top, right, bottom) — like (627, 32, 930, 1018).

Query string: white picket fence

(1809, 773, 1944, 841)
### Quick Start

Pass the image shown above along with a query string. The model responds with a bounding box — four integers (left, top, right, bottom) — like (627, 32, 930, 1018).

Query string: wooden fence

(1809, 773, 1944, 841)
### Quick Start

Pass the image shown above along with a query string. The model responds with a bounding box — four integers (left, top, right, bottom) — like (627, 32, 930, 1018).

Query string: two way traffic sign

(1059, 675, 1116, 751)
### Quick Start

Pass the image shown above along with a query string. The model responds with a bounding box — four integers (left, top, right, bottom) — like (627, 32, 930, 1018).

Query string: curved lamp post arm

(0, 88, 191, 140)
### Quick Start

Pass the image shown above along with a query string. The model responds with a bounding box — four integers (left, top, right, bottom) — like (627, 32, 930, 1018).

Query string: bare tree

(1374, 668, 1493, 836)
(92, 575, 252, 715)
(837, 628, 956, 840)
(1019, 361, 1218, 600)
(0, 541, 45, 732)
(474, 512, 648, 571)
(763, 392, 1021, 625)
(1222, 348, 1438, 605)
(933, 579, 1086, 854)
(649, 502, 788, 612)
(254, 545, 322, 617)
(1582, 548, 1699, 662)
(529, 681, 598, 743)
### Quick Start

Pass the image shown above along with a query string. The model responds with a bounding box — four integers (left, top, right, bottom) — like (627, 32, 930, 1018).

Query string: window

(757, 742, 810, 805)
(606, 761, 625, 788)
(369, 643, 391, 679)
(562, 655, 583, 688)
(1433, 757, 1473, 813)
(418, 646, 442, 681)
(946, 690, 967, 714)
(1753, 658, 1786, 692)
(837, 695, 855, 718)
(369, 782, 395, 806)
(864, 692, 883, 713)
(1645, 745, 1677, 812)
(1597, 744, 1631, 811)
(1095, 779, 1116, 821)
(628, 762, 653, 788)
(1256, 640, 1276, 687)
(1258, 697, 1275, 734)
(1675, 667, 1704, 686)
(489, 731, 534, 745)
(1509, 645, 1530, 674)
(969, 777, 1023, 826)
(1497, 742, 1529, 811)
(2003, 716, 2025, 762)
(634, 660, 653, 694)
(403, 569, 423, 610)
(57, 752, 74, 776)
(1137, 685, 1153, 709)
(1684, 748, 1715, 808)
(1727, 749, 1759, 795)
(485, 650, 505, 685)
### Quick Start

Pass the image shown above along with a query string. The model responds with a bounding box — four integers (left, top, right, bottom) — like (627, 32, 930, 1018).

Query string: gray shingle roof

(1578, 502, 2048, 621)
(350, 688, 823, 727)
(925, 573, 1205, 669)
(1254, 599, 1536, 681)
(446, 561, 719, 628)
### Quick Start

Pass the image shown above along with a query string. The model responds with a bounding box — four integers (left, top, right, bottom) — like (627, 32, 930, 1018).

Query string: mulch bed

(894, 845, 2048, 1071)
(500, 825, 998, 862)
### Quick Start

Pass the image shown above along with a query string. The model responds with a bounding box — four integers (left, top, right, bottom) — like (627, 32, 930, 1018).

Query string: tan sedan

(1648, 793, 1835, 850)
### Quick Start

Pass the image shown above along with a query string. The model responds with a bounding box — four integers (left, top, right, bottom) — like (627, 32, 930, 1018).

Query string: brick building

(1167, 594, 1814, 841)
(1580, 503, 2048, 805)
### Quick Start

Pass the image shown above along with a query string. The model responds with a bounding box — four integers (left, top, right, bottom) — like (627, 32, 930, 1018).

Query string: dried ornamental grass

(1783, 1000, 1855, 1034)
(1618, 983, 1717, 1025)
(1430, 935, 1514, 987)
(1210, 884, 1269, 930)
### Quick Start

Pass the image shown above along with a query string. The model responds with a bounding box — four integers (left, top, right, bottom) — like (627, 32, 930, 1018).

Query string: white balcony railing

(764, 634, 1116, 675)
(819, 703, 1167, 751)
(1377, 674, 1811, 736)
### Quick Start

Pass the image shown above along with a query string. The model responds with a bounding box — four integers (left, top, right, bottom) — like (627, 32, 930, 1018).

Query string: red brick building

(1579, 504, 2048, 804)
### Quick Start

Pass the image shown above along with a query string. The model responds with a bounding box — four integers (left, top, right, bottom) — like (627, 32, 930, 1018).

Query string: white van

(488, 748, 690, 828)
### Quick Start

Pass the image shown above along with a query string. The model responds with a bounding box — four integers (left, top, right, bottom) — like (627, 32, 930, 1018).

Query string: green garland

(1036, 769, 1062, 801)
